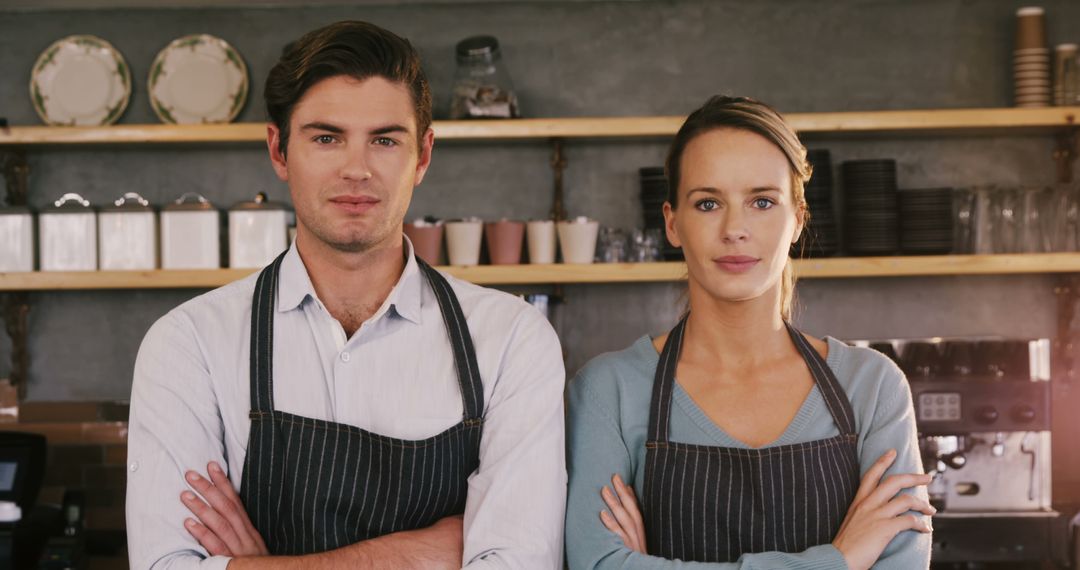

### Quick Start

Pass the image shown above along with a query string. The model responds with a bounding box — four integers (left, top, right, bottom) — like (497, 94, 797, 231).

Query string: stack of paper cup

(557, 216, 600, 264)
(1014, 7, 1051, 107)
(1054, 43, 1079, 106)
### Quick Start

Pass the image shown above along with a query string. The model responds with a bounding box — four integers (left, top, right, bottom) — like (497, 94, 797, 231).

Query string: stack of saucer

(1014, 7, 1051, 107)
(639, 167, 667, 231)
(842, 159, 899, 256)
(798, 149, 839, 257)
(898, 188, 954, 255)
(639, 167, 683, 260)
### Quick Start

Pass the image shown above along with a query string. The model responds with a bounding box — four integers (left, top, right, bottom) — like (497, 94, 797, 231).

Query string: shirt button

(340, 352, 350, 363)
(129, 461, 139, 473)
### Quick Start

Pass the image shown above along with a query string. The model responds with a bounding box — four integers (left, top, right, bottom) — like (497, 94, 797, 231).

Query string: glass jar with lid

(449, 35, 521, 120)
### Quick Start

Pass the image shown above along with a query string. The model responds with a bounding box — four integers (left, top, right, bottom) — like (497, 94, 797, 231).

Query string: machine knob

(974, 405, 999, 425)
(1011, 405, 1037, 424)
(942, 451, 967, 470)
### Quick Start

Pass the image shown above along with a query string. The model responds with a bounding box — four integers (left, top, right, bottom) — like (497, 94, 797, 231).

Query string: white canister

(557, 216, 600, 264)
(39, 193, 97, 271)
(98, 192, 157, 270)
(445, 218, 484, 266)
(0, 206, 34, 272)
(526, 219, 557, 264)
(161, 193, 220, 270)
(228, 193, 289, 268)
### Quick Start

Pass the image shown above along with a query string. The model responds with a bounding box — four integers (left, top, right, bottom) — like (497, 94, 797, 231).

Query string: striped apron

(239, 252, 484, 555)
(643, 316, 861, 562)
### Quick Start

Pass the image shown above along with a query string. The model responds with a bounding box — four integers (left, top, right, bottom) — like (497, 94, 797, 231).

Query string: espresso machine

(0, 432, 86, 569)
(854, 337, 1072, 567)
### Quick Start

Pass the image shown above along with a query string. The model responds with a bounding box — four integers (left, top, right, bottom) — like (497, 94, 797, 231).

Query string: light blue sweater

(565, 335, 931, 570)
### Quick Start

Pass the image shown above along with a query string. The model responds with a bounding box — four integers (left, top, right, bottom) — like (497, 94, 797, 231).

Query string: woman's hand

(599, 473, 648, 554)
(832, 449, 935, 570)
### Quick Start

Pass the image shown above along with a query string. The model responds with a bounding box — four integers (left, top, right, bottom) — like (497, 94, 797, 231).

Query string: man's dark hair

(264, 20, 433, 157)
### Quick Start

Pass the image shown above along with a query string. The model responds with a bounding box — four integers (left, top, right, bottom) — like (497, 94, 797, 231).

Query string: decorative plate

(30, 35, 131, 126)
(149, 34, 248, 124)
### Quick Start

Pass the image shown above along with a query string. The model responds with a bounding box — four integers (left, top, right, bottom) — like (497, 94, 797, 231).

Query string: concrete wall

(0, 0, 1076, 406)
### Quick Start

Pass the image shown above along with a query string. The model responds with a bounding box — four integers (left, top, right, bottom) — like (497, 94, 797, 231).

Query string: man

(126, 21, 566, 569)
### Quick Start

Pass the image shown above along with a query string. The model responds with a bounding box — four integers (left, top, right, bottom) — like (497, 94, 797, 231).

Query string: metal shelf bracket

(1053, 118, 1077, 184)
(1, 149, 30, 399)
(550, 138, 567, 222)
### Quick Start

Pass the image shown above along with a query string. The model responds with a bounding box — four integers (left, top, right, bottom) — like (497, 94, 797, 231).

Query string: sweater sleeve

(854, 362, 932, 570)
(565, 363, 849, 570)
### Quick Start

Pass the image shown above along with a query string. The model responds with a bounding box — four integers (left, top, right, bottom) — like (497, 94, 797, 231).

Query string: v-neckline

(672, 381, 822, 449)
(635, 334, 844, 450)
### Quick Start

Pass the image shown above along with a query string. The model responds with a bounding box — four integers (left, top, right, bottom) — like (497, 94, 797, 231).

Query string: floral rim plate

(149, 34, 248, 124)
(30, 35, 131, 126)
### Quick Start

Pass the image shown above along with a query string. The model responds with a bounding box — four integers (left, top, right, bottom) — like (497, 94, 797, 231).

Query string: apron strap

(784, 323, 858, 436)
(646, 316, 859, 443)
(249, 250, 288, 413)
(647, 314, 688, 443)
(416, 258, 486, 421)
(248, 251, 485, 421)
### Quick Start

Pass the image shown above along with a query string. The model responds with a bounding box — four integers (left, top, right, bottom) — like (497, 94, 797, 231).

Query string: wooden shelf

(0, 421, 127, 445)
(2, 107, 1077, 145)
(794, 253, 1080, 278)
(1, 254, 1077, 290)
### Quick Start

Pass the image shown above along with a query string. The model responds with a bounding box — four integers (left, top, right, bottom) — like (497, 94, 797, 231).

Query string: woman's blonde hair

(664, 95, 811, 320)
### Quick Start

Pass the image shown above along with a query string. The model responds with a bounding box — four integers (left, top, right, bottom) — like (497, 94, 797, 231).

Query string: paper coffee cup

(484, 219, 525, 265)
(404, 218, 444, 265)
(445, 219, 483, 266)
(1015, 7, 1047, 51)
(527, 220, 557, 264)
(557, 217, 600, 264)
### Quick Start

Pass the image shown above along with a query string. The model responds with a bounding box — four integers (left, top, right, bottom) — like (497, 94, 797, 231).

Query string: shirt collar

(277, 242, 314, 313)
(276, 236, 424, 326)
(388, 236, 423, 324)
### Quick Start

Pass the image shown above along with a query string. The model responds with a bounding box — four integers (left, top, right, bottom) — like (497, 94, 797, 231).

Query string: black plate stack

(639, 167, 683, 260)
(799, 149, 839, 257)
(899, 188, 954, 255)
(842, 159, 899, 255)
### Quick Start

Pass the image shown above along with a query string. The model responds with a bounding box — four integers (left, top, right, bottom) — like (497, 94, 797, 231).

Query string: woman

(565, 96, 932, 570)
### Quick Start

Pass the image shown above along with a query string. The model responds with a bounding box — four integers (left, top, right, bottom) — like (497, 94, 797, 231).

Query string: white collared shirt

(126, 238, 567, 569)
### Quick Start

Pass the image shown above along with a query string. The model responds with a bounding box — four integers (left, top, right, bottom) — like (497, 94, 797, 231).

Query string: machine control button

(974, 405, 999, 425)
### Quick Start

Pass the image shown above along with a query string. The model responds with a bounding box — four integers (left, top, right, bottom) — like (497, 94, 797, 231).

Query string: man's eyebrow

(370, 124, 411, 135)
(298, 122, 344, 134)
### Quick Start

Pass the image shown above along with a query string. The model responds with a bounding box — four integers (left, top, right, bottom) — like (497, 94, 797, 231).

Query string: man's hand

(181, 461, 269, 558)
(182, 460, 463, 569)
(224, 515, 464, 570)
(361, 515, 465, 570)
